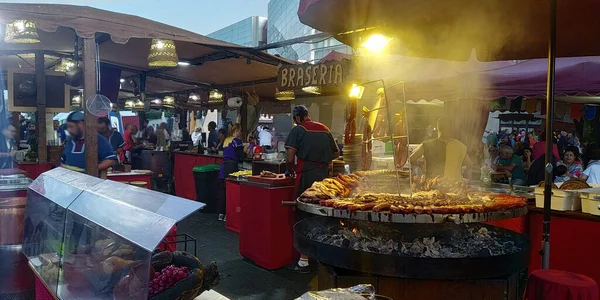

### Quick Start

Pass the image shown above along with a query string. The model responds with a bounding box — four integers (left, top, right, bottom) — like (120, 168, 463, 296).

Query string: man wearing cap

(61, 111, 117, 172)
(285, 105, 340, 273)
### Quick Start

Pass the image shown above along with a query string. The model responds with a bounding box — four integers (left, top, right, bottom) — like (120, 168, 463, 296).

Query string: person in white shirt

(581, 149, 600, 184)
(258, 125, 273, 148)
(191, 127, 202, 146)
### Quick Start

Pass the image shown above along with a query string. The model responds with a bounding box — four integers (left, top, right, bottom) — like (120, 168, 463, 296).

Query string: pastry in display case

(22, 168, 205, 299)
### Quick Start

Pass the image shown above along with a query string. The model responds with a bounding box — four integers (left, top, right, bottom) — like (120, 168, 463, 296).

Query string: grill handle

(281, 201, 297, 206)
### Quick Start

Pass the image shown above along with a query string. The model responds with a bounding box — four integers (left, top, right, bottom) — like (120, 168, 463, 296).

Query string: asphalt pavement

(177, 211, 317, 300)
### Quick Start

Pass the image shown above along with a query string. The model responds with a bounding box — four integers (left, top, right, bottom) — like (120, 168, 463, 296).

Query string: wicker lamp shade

(71, 94, 82, 108)
(55, 58, 76, 72)
(147, 39, 178, 67)
(133, 99, 145, 111)
(150, 98, 162, 109)
(163, 96, 175, 108)
(4, 20, 40, 43)
(208, 89, 223, 103)
(275, 89, 295, 101)
(124, 100, 135, 110)
(302, 86, 321, 95)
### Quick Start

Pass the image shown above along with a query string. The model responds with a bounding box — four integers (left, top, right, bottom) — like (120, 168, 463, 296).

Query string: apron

(295, 160, 329, 198)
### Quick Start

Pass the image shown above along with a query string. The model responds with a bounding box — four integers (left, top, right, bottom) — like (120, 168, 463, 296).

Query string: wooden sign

(277, 59, 351, 90)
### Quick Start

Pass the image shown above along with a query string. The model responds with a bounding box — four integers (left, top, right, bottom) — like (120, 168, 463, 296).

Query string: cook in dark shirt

(285, 105, 339, 273)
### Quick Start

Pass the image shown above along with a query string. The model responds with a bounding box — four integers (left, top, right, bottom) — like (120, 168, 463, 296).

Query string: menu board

(7, 69, 70, 112)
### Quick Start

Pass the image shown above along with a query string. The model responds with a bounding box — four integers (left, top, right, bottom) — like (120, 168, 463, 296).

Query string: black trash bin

(193, 164, 220, 212)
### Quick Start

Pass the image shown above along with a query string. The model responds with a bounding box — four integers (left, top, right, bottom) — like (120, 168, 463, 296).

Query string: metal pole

(542, 0, 557, 270)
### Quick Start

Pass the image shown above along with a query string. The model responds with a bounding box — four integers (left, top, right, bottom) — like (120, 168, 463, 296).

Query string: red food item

(373, 203, 391, 212)
(344, 118, 356, 144)
(148, 265, 190, 298)
(361, 123, 373, 171)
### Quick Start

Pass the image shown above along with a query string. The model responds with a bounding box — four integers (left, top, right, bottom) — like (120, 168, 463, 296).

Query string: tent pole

(542, 0, 557, 270)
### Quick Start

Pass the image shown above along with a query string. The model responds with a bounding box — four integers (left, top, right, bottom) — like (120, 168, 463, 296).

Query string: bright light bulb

(177, 61, 190, 66)
(156, 41, 164, 49)
(15, 21, 25, 32)
(348, 84, 365, 99)
(120, 78, 125, 83)
(361, 34, 393, 55)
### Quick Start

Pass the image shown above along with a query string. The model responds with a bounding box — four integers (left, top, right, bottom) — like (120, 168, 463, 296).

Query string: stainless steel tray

(296, 200, 528, 224)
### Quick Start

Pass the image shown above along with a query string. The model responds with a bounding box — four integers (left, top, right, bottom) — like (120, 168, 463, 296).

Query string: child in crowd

(554, 165, 571, 183)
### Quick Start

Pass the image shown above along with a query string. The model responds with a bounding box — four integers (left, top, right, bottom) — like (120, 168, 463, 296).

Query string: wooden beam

(83, 38, 99, 176)
(35, 52, 47, 163)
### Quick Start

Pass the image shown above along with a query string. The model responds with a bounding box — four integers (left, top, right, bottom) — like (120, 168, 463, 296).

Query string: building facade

(207, 16, 267, 47)
(267, 0, 352, 62)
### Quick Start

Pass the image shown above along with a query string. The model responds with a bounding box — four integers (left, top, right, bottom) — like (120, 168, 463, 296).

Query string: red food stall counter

(106, 171, 153, 189)
(173, 151, 223, 201)
(16, 162, 60, 179)
(526, 206, 600, 286)
(225, 178, 242, 233)
(239, 181, 297, 270)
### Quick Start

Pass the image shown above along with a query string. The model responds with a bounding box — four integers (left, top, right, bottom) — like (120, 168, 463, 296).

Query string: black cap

(66, 111, 84, 123)
(292, 105, 308, 117)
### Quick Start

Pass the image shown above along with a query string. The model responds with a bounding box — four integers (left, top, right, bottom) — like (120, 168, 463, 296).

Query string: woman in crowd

(557, 146, 584, 178)
(217, 124, 245, 221)
(493, 145, 527, 186)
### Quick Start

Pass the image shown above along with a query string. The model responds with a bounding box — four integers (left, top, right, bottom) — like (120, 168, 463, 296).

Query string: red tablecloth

(225, 179, 241, 233)
(239, 183, 297, 269)
(525, 270, 599, 300)
(174, 152, 223, 201)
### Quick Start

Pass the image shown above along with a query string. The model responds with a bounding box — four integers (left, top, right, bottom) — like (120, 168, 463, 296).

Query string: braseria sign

(277, 60, 350, 90)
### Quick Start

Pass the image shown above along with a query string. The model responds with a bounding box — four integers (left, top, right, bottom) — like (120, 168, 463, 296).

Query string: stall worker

(259, 125, 273, 149)
(191, 127, 203, 147)
(61, 111, 117, 172)
(97, 117, 125, 162)
(217, 124, 245, 222)
(123, 124, 138, 160)
(54, 120, 67, 145)
(207, 121, 219, 151)
(285, 105, 340, 273)
(0, 124, 17, 169)
(410, 117, 472, 180)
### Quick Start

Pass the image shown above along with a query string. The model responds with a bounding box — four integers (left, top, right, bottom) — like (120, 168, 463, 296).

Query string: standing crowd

(482, 129, 600, 185)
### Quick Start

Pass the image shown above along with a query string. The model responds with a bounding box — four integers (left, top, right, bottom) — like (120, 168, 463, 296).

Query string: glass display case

(22, 168, 205, 299)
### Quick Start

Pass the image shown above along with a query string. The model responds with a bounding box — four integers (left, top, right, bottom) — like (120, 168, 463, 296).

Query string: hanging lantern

(54, 58, 76, 72)
(301, 86, 322, 95)
(124, 100, 135, 110)
(71, 94, 82, 108)
(209, 89, 223, 102)
(147, 39, 178, 67)
(163, 95, 175, 108)
(133, 99, 145, 111)
(150, 98, 162, 109)
(275, 89, 295, 101)
(4, 20, 40, 44)
(188, 92, 201, 103)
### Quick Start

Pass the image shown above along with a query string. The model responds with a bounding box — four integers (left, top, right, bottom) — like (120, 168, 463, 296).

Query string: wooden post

(35, 52, 47, 163)
(83, 38, 99, 176)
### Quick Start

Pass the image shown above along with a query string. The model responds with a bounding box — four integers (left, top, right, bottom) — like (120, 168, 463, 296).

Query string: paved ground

(177, 211, 317, 300)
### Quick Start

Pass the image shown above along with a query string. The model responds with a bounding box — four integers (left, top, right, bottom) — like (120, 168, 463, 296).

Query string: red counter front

(17, 162, 59, 179)
(225, 179, 242, 233)
(173, 152, 223, 201)
(239, 182, 297, 270)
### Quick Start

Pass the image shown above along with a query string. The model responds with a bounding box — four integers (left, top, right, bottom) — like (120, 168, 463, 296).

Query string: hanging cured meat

(361, 122, 372, 171)
(394, 112, 409, 168)
(344, 99, 358, 144)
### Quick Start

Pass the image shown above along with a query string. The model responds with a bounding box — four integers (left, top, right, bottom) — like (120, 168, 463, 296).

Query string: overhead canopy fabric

(324, 51, 600, 102)
(298, 0, 600, 61)
(0, 4, 295, 102)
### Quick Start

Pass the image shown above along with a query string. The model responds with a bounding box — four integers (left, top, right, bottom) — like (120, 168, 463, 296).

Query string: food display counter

(0, 173, 35, 298)
(23, 168, 205, 299)
(17, 162, 60, 179)
(173, 151, 224, 200)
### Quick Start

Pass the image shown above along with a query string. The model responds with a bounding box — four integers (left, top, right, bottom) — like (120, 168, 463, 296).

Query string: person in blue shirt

(97, 117, 125, 162)
(54, 120, 67, 145)
(61, 111, 117, 172)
